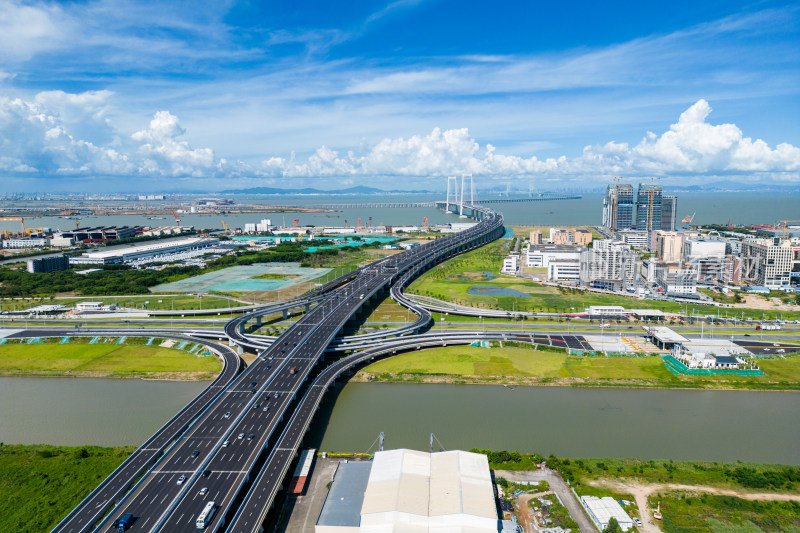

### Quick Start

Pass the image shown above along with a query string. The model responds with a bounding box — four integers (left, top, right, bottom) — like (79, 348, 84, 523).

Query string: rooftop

(316, 461, 372, 528)
(644, 326, 689, 344)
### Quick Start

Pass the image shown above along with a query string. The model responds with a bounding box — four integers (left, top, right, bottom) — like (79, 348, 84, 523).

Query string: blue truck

(113, 513, 134, 532)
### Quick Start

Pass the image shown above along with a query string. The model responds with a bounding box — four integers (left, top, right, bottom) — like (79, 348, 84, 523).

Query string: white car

(177, 475, 186, 485)
(199, 487, 208, 496)
(633, 518, 643, 527)
(222, 440, 230, 447)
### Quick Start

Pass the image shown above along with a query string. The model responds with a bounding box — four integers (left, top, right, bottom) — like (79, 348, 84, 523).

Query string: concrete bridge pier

(282, 309, 288, 319)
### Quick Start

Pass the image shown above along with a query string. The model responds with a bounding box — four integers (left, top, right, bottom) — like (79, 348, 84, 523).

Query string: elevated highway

(78, 206, 502, 532)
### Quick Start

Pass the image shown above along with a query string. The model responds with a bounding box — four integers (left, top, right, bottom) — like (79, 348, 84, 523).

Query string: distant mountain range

(221, 185, 434, 195)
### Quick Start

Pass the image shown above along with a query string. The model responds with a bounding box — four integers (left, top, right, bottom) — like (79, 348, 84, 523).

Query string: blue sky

(0, 0, 798, 191)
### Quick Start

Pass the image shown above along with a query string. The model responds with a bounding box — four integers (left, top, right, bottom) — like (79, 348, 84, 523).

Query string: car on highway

(238, 433, 244, 439)
(222, 440, 229, 447)
(224, 412, 231, 418)
(177, 475, 186, 485)
(262, 406, 269, 411)
(191, 450, 200, 458)
(253, 403, 260, 409)
(202, 469, 211, 477)
(199, 487, 208, 496)
(247, 433, 255, 440)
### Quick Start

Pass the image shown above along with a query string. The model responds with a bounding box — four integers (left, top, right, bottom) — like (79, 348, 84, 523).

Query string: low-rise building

(618, 230, 649, 249)
(654, 264, 697, 296)
(502, 254, 519, 274)
(3, 238, 49, 249)
(529, 230, 543, 244)
(550, 228, 572, 244)
(316, 449, 498, 533)
(548, 259, 581, 282)
(527, 244, 581, 269)
(580, 496, 634, 532)
(572, 228, 593, 246)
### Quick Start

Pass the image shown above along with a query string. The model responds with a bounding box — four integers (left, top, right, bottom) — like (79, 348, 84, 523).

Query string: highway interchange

(2, 203, 788, 532)
(39, 205, 505, 532)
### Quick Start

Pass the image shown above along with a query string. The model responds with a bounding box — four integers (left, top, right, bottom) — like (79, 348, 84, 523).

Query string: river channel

(3, 378, 799, 463)
(0, 377, 208, 447)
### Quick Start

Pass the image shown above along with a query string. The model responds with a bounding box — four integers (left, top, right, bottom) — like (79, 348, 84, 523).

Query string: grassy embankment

(356, 343, 800, 390)
(0, 294, 237, 313)
(0, 444, 132, 533)
(406, 240, 800, 321)
(0, 338, 221, 380)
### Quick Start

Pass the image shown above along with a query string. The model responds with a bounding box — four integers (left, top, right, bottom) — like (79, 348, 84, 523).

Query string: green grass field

(0, 444, 132, 533)
(360, 345, 800, 389)
(0, 294, 237, 312)
(657, 493, 800, 533)
(0, 343, 221, 378)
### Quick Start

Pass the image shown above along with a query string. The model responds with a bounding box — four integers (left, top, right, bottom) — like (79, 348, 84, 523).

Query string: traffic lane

(56, 339, 239, 533)
(734, 340, 800, 355)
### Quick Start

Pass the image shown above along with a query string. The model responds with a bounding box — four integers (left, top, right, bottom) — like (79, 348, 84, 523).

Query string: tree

(604, 517, 621, 533)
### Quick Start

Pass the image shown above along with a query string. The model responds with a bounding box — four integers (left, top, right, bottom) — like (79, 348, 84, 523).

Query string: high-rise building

(579, 240, 639, 290)
(654, 231, 683, 262)
(636, 183, 662, 231)
(27, 255, 70, 273)
(602, 183, 635, 231)
(661, 195, 677, 231)
(741, 238, 799, 288)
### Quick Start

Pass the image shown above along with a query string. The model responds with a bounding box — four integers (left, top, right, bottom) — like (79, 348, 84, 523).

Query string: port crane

(777, 220, 800, 239)
(221, 220, 232, 235)
(171, 210, 181, 227)
(0, 217, 24, 235)
(681, 212, 696, 229)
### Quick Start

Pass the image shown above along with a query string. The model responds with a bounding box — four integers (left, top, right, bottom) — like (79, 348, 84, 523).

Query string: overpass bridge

(54, 206, 502, 533)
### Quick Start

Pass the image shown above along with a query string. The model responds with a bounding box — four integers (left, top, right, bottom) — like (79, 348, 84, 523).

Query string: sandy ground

(739, 294, 799, 311)
(588, 478, 800, 533)
(516, 491, 551, 533)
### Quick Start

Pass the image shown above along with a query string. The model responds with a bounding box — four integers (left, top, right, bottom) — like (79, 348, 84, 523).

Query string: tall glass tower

(636, 183, 662, 231)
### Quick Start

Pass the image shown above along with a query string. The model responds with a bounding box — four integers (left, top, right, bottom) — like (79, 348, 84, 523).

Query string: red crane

(171, 210, 180, 227)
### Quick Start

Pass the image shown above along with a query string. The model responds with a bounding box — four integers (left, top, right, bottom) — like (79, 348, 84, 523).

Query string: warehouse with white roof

(316, 449, 500, 533)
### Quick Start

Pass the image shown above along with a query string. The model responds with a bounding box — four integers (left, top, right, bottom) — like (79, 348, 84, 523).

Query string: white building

(2, 238, 49, 249)
(244, 223, 257, 233)
(683, 239, 726, 261)
(501, 254, 519, 274)
(580, 496, 634, 532)
(316, 449, 498, 533)
(741, 237, 799, 289)
(654, 264, 697, 295)
(579, 240, 638, 290)
(618, 230, 649, 249)
(548, 259, 581, 282)
(526, 245, 581, 268)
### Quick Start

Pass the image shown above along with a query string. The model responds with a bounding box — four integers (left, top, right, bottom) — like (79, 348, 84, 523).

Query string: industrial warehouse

(68, 237, 220, 265)
(316, 449, 509, 533)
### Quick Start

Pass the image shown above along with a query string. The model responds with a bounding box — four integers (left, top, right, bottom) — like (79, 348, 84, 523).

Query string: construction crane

(171, 210, 181, 227)
(293, 218, 300, 228)
(0, 217, 24, 235)
(221, 220, 232, 235)
(681, 212, 696, 229)
(778, 220, 800, 239)
(422, 217, 429, 231)
(356, 218, 362, 233)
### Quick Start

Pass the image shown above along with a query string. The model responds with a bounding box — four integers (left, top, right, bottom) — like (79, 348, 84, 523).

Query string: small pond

(447, 271, 498, 281)
(468, 285, 530, 297)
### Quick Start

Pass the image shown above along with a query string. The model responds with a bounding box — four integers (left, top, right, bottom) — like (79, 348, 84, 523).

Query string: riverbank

(354, 344, 800, 391)
(0, 444, 132, 533)
(0, 341, 221, 381)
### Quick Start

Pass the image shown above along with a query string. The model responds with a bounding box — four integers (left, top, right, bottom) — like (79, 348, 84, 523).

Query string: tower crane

(778, 220, 800, 239)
